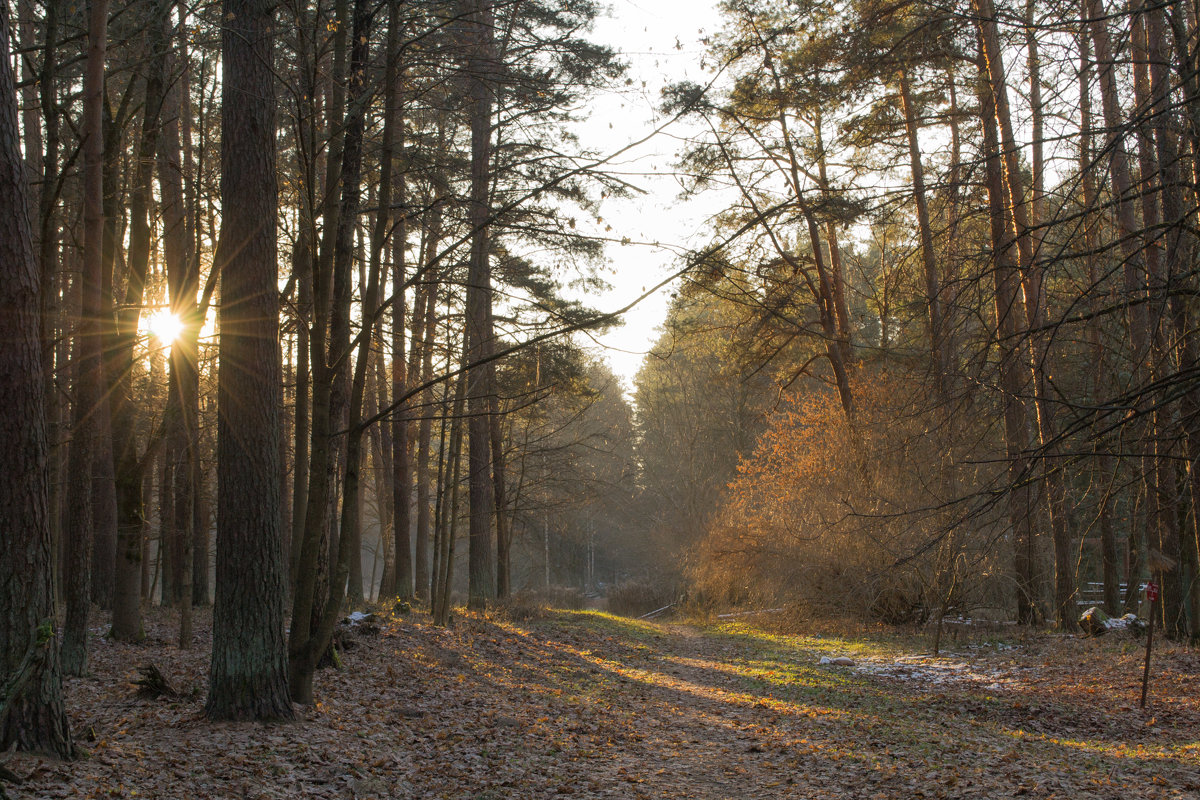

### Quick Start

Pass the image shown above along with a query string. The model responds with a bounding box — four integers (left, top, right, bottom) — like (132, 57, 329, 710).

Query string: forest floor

(8, 605, 1200, 799)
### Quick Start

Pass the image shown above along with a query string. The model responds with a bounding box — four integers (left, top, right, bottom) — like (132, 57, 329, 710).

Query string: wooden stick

(1141, 593, 1156, 709)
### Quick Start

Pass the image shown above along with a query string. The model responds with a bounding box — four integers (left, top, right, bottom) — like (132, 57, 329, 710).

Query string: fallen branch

(639, 604, 675, 620)
(716, 608, 785, 619)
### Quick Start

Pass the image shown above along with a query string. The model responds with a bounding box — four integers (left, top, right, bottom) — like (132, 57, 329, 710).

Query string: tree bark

(977, 0, 1075, 628)
(464, 0, 498, 610)
(289, 0, 373, 705)
(0, 0, 73, 756)
(979, 53, 1041, 626)
(110, 0, 171, 643)
(206, 0, 294, 722)
(1077, 14, 1122, 616)
(63, 0, 115, 675)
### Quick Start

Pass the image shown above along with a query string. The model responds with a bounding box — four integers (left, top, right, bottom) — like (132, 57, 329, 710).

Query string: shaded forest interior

(1, 0, 1200, 782)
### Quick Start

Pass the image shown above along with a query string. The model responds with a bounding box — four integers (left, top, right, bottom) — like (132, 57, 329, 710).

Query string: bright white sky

(567, 0, 725, 391)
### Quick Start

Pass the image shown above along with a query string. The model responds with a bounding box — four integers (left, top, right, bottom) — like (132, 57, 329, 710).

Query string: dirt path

(11, 609, 1200, 798)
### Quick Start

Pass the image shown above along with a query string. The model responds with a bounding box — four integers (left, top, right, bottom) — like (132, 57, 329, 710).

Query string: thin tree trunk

(63, 0, 114, 674)
(977, 0, 1075, 628)
(289, 0, 352, 699)
(979, 53, 1041, 626)
(1078, 15, 1122, 616)
(897, 67, 948, 393)
(367, 355, 394, 600)
(159, 6, 198, 644)
(464, 0, 498, 610)
(414, 285, 438, 602)
(289, 0, 373, 704)
(435, 369, 469, 626)
(111, 0, 171, 643)
(813, 111, 853, 365)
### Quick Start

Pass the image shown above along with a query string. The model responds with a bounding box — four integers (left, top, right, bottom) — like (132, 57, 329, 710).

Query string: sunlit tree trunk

(897, 67, 948, 393)
(976, 0, 1075, 628)
(812, 111, 853, 366)
(978, 50, 1041, 626)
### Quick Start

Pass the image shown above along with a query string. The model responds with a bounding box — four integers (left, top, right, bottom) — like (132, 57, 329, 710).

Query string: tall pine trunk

(289, 0, 373, 704)
(110, 0, 171, 643)
(206, 0, 293, 722)
(977, 0, 1075, 627)
(63, 0, 113, 675)
(978, 46, 1041, 625)
(0, 0, 73, 756)
(464, 0, 498, 610)
(1077, 14, 1122, 616)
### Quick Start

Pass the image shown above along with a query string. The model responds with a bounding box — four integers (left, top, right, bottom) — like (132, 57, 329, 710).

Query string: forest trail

(13, 608, 1200, 799)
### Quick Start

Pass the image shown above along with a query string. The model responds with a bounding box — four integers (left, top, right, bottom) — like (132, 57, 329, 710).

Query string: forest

(0, 0, 1199, 796)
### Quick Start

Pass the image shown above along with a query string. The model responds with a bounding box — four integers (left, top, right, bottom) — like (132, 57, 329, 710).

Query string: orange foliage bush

(691, 372, 1006, 623)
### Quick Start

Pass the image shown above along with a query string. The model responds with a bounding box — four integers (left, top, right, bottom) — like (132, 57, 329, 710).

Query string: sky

(565, 0, 726, 391)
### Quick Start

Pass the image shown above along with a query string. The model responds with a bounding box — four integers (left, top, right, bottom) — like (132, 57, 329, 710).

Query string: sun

(147, 310, 185, 345)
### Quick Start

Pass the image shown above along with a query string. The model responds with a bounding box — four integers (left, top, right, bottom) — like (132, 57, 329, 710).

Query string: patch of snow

(818, 656, 856, 666)
(1104, 613, 1144, 631)
(854, 656, 1025, 691)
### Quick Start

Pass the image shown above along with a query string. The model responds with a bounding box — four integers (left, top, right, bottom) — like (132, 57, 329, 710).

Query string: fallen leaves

(7, 608, 1200, 798)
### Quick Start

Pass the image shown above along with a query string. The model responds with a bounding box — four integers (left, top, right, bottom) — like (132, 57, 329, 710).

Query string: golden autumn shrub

(691, 372, 1007, 622)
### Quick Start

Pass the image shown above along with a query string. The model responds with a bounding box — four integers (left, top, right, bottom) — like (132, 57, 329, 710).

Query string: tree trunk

(63, 0, 115, 675)
(434, 368, 469, 626)
(289, 0, 373, 705)
(206, 0, 294, 722)
(1077, 15, 1122, 616)
(1149, 3, 1200, 638)
(93, 92, 125, 612)
(413, 253, 440, 602)
(979, 54, 1041, 626)
(158, 6, 199, 645)
(813, 112, 853, 365)
(464, 0, 498, 610)
(977, 0, 1075, 628)
(0, 0, 73, 756)
(897, 67, 948, 393)
(371, 1, 408, 601)
(367, 355, 395, 600)
(289, 0, 352, 698)
(110, 0, 171, 643)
